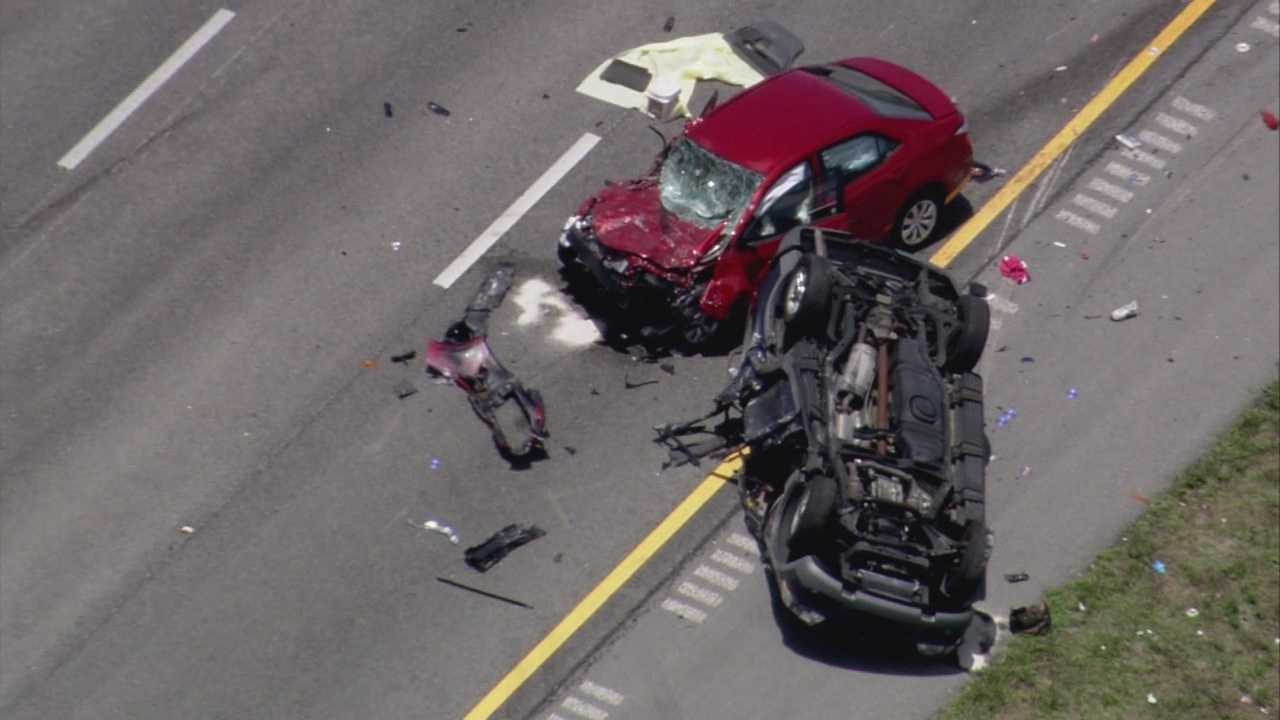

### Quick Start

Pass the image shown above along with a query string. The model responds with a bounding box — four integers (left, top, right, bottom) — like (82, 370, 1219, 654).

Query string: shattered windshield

(659, 137, 762, 229)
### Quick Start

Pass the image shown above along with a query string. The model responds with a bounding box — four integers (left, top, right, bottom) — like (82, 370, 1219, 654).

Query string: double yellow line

(465, 2, 1216, 716)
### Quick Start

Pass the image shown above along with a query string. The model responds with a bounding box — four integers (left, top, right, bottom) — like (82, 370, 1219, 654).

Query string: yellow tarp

(576, 33, 765, 119)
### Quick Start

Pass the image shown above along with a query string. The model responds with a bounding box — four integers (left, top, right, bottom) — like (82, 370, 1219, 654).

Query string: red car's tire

(892, 189, 944, 251)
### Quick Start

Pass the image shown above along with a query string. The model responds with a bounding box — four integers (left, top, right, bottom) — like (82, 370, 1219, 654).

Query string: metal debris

(436, 577, 532, 609)
(1004, 572, 1030, 583)
(465, 524, 546, 572)
(1114, 133, 1141, 150)
(391, 350, 417, 364)
(411, 518, 461, 544)
(1110, 301, 1140, 321)
(428, 101, 451, 116)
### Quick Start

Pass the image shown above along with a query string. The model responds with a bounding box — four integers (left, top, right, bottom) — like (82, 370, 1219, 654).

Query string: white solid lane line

(433, 132, 602, 289)
(57, 9, 236, 170)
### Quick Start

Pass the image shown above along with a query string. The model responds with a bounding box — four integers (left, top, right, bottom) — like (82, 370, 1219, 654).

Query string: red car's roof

(686, 57, 956, 177)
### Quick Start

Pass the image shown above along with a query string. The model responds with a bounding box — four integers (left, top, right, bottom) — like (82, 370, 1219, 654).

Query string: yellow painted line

(463, 453, 743, 720)
(929, 0, 1217, 268)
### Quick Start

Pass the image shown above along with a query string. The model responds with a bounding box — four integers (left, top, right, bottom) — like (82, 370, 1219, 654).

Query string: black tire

(941, 521, 989, 606)
(785, 473, 838, 558)
(780, 254, 833, 332)
(891, 189, 944, 250)
(945, 294, 990, 373)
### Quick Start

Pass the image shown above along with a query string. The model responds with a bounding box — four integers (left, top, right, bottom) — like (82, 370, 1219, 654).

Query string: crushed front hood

(587, 181, 713, 271)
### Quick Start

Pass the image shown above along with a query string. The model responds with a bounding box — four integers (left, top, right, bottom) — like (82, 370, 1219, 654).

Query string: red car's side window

(818, 134, 900, 207)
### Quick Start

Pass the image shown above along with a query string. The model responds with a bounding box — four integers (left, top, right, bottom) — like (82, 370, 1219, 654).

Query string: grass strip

(942, 381, 1279, 719)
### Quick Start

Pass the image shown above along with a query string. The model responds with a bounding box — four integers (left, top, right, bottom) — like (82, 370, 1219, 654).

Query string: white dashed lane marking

(660, 598, 708, 623)
(725, 532, 760, 555)
(1154, 111, 1198, 137)
(1054, 209, 1101, 234)
(1120, 146, 1167, 170)
(676, 581, 724, 607)
(1171, 95, 1216, 121)
(692, 564, 741, 591)
(710, 548, 756, 574)
(561, 696, 610, 720)
(1087, 177, 1135, 203)
(1137, 129, 1183, 154)
(1252, 15, 1280, 37)
(578, 681, 624, 707)
(1105, 161, 1151, 186)
(1071, 193, 1118, 219)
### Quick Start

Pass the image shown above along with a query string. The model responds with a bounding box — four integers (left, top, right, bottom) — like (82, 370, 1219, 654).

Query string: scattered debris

(391, 350, 417, 364)
(627, 344, 658, 363)
(1185, 607, 1200, 618)
(179, 525, 195, 535)
(431, 457, 442, 470)
(659, 361, 676, 375)
(563, 445, 578, 455)
(999, 255, 1030, 285)
(1021, 465, 1032, 478)
(436, 577, 532, 609)
(361, 359, 379, 369)
(1077, 601, 1088, 612)
(1236, 42, 1252, 53)
(1263, 110, 1279, 131)
(1004, 572, 1030, 583)
(1110, 301, 1140, 321)
(1080, 250, 1089, 260)
(1090, 33, 1100, 43)
(1152, 559, 1167, 575)
(1020, 356, 1035, 363)
(1147, 692, 1159, 705)
(426, 264, 549, 461)
(391, 241, 402, 251)
(465, 524, 546, 572)
(1067, 387, 1079, 400)
(394, 379, 419, 399)
(412, 518, 461, 544)
(428, 101, 451, 116)
(970, 161, 1007, 182)
(1010, 602, 1052, 635)
(1114, 133, 1141, 150)
(995, 407, 1017, 428)
(1052, 241, 1067, 248)
(663, 15, 675, 32)
(383, 102, 394, 118)
(624, 374, 659, 390)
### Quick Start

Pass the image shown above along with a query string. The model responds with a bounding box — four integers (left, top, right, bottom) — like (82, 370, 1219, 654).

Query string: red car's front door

(810, 133, 907, 241)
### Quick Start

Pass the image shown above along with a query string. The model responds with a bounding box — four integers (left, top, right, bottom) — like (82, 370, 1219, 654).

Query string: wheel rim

(900, 198, 939, 247)
(783, 268, 807, 319)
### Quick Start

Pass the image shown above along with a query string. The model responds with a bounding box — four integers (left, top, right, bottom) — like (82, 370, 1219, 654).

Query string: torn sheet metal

(426, 264, 548, 460)
(464, 524, 546, 572)
(578, 32, 767, 119)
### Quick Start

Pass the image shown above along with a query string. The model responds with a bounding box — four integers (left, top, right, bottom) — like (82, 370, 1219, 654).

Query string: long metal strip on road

(462, 1, 1219, 717)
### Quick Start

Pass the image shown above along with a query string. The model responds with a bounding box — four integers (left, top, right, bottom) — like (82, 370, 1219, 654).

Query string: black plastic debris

(624, 374, 658, 390)
(725, 21, 804, 77)
(658, 361, 676, 375)
(394, 379, 419, 399)
(1020, 356, 1035, 364)
(663, 15, 675, 32)
(428, 101, 451, 117)
(426, 264, 548, 461)
(384, 102, 394, 118)
(436, 577, 531, 608)
(464, 524, 546, 572)
(1010, 602, 1052, 635)
(391, 350, 417, 364)
(601, 60, 653, 93)
(563, 445, 578, 455)
(970, 161, 1007, 182)
(1004, 572, 1030, 583)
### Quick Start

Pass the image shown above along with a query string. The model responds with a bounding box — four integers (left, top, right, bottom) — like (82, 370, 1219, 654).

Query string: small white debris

(1055, 65, 1068, 72)
(1053, 241, 1067, 248)
(1243, 696, 1255, 705)
(1236, 42, 1252, 52)
(1145, 208, 1153, 214)
(1077, 601, 1088, 612)
(1111, 301, 1140, 321)
(391, 241, 402, 251)
(1115, 134, 1142, 150)
(179, 525, 195, 535)
(1197, 630, 1205, 636)
(1185, 607, 1199, 618)
(1148, 693, 1159, 704)
(1100, 644, 1107, 651)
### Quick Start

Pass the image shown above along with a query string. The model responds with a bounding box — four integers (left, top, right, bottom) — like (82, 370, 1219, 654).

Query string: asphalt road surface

(2, 1, 1275, 719)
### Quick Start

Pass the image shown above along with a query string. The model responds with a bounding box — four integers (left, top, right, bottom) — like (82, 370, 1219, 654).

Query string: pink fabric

(999, 255, 1030, 285)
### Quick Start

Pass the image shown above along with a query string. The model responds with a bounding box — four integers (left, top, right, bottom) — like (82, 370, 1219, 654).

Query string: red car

(559, 57, 973, 346)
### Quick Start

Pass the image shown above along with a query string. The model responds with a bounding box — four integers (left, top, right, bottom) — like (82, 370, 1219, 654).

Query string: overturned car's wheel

(941, 521, 990, 607)
(781, 255, 833, 333)
(945, 294, 990, 373)
(784, 473, 838, 558)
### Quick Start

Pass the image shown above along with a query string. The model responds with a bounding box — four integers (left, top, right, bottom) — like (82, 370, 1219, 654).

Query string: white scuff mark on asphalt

(433, 133, 601, 288)
(510, 278, 602, 348)
(58, 9, 236, 169)
(985, 293, 1019, 315)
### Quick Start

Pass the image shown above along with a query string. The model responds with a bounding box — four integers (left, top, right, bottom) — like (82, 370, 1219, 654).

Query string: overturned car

(659, 226, 991, 654)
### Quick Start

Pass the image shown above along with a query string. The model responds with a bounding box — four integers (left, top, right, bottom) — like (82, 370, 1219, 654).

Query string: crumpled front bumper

(559, 219, 685, 309)
(764, 482, 974, 637)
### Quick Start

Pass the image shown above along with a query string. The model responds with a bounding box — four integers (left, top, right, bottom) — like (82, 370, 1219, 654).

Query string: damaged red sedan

(559, 57, 973, 346)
